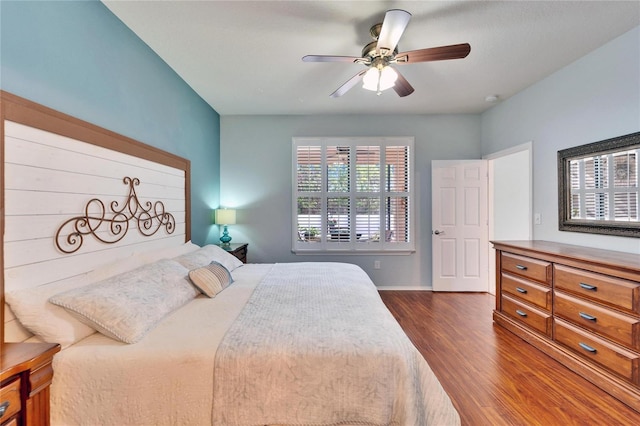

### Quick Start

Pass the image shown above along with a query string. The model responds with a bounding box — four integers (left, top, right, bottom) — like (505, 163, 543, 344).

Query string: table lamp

(215, 208, 236, 246)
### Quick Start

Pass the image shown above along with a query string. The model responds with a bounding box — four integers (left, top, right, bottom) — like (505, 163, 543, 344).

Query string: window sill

(292, 248, 415, 255)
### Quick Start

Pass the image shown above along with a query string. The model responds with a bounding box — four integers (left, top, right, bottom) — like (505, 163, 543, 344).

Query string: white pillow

(173, 244, 243, 272)
(86, 252, 156, 284)
(5, 274, 96, 348)
(139, 240, 200, 263)
(87, 241, 199, 283)
(5, 242, 200, 349)
(50, 259, 198, 344)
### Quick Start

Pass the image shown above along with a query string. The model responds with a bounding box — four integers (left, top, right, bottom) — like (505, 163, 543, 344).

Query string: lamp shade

(362, 68, 380, 91)
(378, 66, 398, 90)
(362, 66, 398, 92)
(215, 209, 236, 225)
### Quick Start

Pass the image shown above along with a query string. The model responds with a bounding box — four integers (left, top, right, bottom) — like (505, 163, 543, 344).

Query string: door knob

(433, 230, 445, 235)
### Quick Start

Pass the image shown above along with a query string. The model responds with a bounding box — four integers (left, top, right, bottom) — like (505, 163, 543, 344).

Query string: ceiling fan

(302, 9, 471, 98)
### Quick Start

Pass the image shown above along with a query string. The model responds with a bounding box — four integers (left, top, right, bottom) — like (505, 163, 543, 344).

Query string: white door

(432, 160, 488, 292)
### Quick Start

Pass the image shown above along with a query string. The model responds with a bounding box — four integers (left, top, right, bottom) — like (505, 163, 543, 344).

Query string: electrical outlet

(374, 260, 381, 269)
(534, 213, 542, 225)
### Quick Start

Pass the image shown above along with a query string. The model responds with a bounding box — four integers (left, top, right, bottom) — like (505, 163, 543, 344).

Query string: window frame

(292, 137, 415, 253)
(558, 131, 640, 238)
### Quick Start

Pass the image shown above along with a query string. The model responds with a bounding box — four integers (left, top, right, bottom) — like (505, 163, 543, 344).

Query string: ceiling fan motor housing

(363, 21, 399, 61)
(362, 40, 398, 62)
(370, 22, 383, 40)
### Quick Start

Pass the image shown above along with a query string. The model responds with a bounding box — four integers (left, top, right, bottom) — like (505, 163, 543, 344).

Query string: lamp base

(220, 225, 232, 246)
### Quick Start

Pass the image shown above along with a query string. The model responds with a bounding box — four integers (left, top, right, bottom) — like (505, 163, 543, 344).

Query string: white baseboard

(376, 286, 433, 291)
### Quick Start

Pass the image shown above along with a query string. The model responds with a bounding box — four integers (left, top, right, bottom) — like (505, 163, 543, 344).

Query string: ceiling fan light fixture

(362, 66, 398, 93)
(362, 68, 380, 91)
(379, 66, 398, 90)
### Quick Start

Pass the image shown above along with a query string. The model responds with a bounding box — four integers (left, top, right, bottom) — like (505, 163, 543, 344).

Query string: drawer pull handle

(578, 342, 597, 353)
(579, 312, 597, 322)
(515, 265, 528, 271)
(579, 282, 597, 291)
(515, 309, 528, 317)
(0, 401, 9, 418)
(516, 287, 528, 294)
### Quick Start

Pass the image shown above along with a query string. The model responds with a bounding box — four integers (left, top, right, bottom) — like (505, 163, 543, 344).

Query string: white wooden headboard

(1, 91, 191, 343)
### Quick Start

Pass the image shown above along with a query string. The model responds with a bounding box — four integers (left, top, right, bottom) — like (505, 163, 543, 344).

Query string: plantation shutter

(293, 137, 414, 252)
(569, 148, 639, 222)
(385, 146, 409, 243)
(296, 145, 322, 243)
(327, 145, 351, 242)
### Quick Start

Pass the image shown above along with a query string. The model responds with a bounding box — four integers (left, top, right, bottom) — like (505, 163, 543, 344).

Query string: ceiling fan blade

(330, 69, 368, 98)
(376, 9, 412, 54)
(393, 69, 414, 97)
(303, 55, 364, 63)
(396, 43, 471, 64)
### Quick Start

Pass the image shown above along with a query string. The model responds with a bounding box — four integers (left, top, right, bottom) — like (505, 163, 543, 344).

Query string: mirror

(558, 131, 639, 238)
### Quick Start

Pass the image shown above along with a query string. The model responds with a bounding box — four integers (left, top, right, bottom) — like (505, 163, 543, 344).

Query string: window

(569, 149, 638, 221)
(293, 137, 414, 252)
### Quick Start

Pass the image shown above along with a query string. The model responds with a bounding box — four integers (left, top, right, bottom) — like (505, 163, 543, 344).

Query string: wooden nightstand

(1, 342, 60, 426)
(217, 243, 248, 263)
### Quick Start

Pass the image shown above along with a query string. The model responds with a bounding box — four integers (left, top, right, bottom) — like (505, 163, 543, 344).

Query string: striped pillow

(188, 261, 234, 298)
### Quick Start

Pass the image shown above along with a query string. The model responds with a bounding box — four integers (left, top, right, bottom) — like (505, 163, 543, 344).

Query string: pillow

(173, 244, 243, 272)
(5, 274, 96, 348)
(50, 259, 198, 344)
(87, 241, 199, 283)
(5, 242, 201, 349)
(86, 252, 160, 284)
(138, 240, 200, 263)
(188, 261, 234, 297)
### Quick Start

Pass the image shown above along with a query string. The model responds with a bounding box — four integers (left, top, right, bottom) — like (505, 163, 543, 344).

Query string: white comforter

(50, 263, 459, 426)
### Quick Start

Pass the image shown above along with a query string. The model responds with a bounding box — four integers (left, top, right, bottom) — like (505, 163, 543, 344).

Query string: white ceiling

(102, 1, 640, 116)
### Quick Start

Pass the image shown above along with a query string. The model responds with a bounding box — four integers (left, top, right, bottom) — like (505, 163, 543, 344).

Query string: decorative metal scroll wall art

(55, 177, 176, 254)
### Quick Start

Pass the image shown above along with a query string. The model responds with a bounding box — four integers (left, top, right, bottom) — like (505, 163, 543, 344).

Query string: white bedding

(50, 263, 460, 426)
(50, 264, 271, 426)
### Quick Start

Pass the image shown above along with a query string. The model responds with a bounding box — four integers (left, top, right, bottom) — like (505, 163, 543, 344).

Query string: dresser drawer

(501, 294, 552, 337)
(2, 417, 18, 426)
(234, 245, 247, 263)
(30, 361, 55, 396)
(0, 377, 21, 422)
(501, 252, 552, 285)
(554, 264, 640, 314)
(555, 291, 640, 350)
(554, 318, 640, 385)
(502, 272, 552, 310)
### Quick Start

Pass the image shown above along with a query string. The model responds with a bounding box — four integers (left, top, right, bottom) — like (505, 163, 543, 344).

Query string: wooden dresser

(1, 343, 60, 426)
(492, 240, 640, 413)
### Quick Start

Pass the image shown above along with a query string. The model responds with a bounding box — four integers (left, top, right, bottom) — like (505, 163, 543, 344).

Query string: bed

(1, 92, 460, 425)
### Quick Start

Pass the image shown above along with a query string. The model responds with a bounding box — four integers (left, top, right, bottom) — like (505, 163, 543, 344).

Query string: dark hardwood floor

(379, 291, 640, 426)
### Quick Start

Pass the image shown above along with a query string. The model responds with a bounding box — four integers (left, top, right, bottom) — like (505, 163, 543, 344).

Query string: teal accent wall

(0, 0, 220, 245)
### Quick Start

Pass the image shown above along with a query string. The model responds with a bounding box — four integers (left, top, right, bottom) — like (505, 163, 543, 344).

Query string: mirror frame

(558, 131, 640, 238)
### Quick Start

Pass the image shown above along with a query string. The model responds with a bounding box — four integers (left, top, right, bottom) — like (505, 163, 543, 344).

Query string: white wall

(490, 147, 532, 241)
(221, 114, 480, 288)
(481, 26, 640, 254)
(487, 144, 532, 295)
